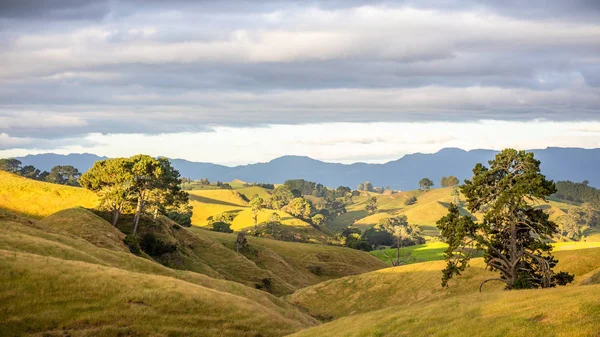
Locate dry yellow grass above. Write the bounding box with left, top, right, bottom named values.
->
left=290, top=283, right=600, bottom=337
left=0, top=250, right=317, bottom=337
left=287, top=247, right=600, bottom=320
left=0, top=171, right=97, bottom=218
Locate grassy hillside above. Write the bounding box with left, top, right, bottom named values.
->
left=288, top=247, right=600, bottom=320
left=329, top=187, right=577, bottom=239
left=290, top=283, right=600, bottom=337
left=0, top=250, right=317, bottom=337
left=0, top=170, right=97, bottom=218
left=188, top=188, right=311, bottom=230
left=194, top=228, right=387, bottom=292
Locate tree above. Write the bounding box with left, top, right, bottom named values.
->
left=377, top=215, right=423, bottom=266
left=285, top=197, right=312, bottom=220
left=559, top=207, right=582, bottom=239
left=236, top=231, right=248, bottom=252
left=129, top=155, right=182, bottom=236
left=0, top=158, right=22, bottom=173
left=451, top=186, right=461, bottom=205
left=419, top=178, right=434, bottom=191
left=311, top=213, right=326, bottom=227
left=365, top=196, right=378, bottom=213
left=404, top=196, right=417, bottom=205
left=250, top=196, right=264, bottom=227
left=441, top=176, right=460, bottom=187
left=437, top=149, right=574, bottom=291
left=357, top=183, right=364, bottom=191
left=209, top=212, right=234, bottom=233
left=19, top=165, right=41, bottom=179
left=47, top=165, right=81, bottom=186
left=80, top=158, right=134, bottom=227
left=268, top=185, right=294, bottom=209
left=363, top=181, right=374, bottom=192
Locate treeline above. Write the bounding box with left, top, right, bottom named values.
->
left=554, top=181, right=600, bottom=204
left=0, top=158, right=81, bottom=186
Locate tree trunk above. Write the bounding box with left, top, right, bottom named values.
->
left=111, top=206, right=121, bottom=227
left=132, top=195, right=144, bottom=236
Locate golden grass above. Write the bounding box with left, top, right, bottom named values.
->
left=40, top=207, right=128, bottom=252
left=287, top=247, right=600, bottom=320
left=193, top=228, right=387, bottom=292
left=289, top=283, right=600, bottom=337
left=188, top=187, right=311, bottom=230
left=0, top=171, right=97, bottom=218
left=0, top=250, right=317, bottom=337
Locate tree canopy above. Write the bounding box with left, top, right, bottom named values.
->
left=437, top=149, right=574, bottom=291
left=419, top=178, right=434, bottom=191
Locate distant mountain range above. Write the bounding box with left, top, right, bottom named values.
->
left=13, top=148, right=600, bottom=190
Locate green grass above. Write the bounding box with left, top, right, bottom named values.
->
left=370, top=242, right=448, bottom=266
left=0, top=171, right=97, bottom=218
left=370, top=241, right=600, bottom=266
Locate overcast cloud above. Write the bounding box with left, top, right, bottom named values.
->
left=1, top=0, right=600, bottom=162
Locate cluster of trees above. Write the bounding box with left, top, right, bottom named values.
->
left=284, top=179, right=351, bottom=199
left=554, top=180, right=600, bottom=204
left=440, top=176, right=459, bottom=187
left=0, top=158, right=81, bottom=186
left=558, top=203, right=599, bottom=239
left=437, top=149, right=573, bottom=291
left=335, top=215, right=424, bottom=255
left=357, top=181, right=392, bottom=193
left=80, top=155, right=190, bottom=234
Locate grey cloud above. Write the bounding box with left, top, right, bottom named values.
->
left=1, top=1, right=600, bottom=150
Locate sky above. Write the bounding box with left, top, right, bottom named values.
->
left=1, top=0, right=599, bottom=165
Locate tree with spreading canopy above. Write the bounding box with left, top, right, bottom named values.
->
left=436, top=149, right=574, bottom=291
left=80, top=158, right=134, bottom=227
left=419, top=178, right=434, bottom=191
left=250, top=196, right=264, bottom=227
left=47, top=165, right=81, bottom=186
left=0, top=158, right=22, bottom=173
left=285, top=197, right=312, bottom=220
left=365, top=196, right=378, bottom=213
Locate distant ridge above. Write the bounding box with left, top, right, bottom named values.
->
left=11, top=147, right=600, bottom=190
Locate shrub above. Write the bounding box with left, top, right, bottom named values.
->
left=309, top=265, right=324, bottom=276
left=140, top=233, right=178, bottom=256
left=404, top=196, right=417, bottom=205
left=210, top=221, right=233, bottom=233
left=123, top=235, right=141, bottom=255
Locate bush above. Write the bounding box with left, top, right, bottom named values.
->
left=404, top=196, right=417, bottom=205
left=123, top=235, right=141, bottom=255
left=210, top=221, right=233, bottom=233
left=309, top=265, right=324, bottom=276
left=140, top=233, right=178, bottom=256
left=255, top=278, right=273, bottom=293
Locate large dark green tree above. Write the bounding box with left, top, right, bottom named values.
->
left=0, top=158, right=22, bottom=173
left=437, top=149, right=574, bottom=291
left=80, top=158, right=133, bottom=226
left=47, top=165, right=81, bottom=186
left=419, top=178, right=434, bottom=191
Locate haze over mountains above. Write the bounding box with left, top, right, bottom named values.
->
left=14, top=147, right=600, bottom=190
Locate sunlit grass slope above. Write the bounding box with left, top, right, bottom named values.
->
left=330, top=187, right=578, bottom=239
left=0, top=250, right=317, bottom=337
left=0, top=170, right=97, bottom=218
left=0, top=209, right=319, bottom=336
left=289, top=283, right=600, bottom=337
left=41, top=207, right=128, bottom=252
left=288, top=247, right=600, bottom=320
left=194, top=228, right=387, bottom=291
left=188, top=187, right=311, bottom=230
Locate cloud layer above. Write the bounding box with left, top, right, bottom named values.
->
left=1, top=0, right=600, bottom=153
